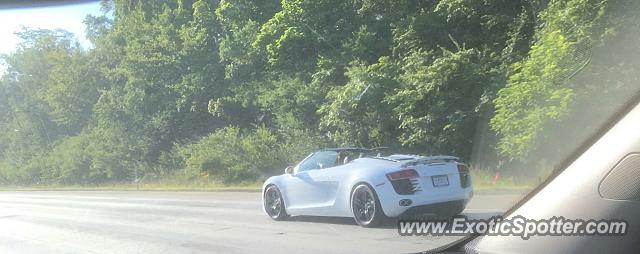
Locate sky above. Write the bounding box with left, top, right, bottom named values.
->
left=0, top=2, right=103, bottom=55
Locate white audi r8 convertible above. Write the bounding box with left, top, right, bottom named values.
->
left=262, top=148, right=474, bottom=227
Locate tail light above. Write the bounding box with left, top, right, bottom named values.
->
left=387, top=169, right=420, bottom=195
left=386, top=169, right=419, bottom=180
left=457, top=164, right=470, bottom=188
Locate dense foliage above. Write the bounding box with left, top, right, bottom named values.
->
left=0, top=0, right=637, bottom=185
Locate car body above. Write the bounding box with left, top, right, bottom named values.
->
left=262, top=148, right=474, bottom=226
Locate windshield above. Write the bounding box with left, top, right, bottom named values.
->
left=297, top=151, right=338, bottom=171
left=0, top=0, right=639, bottom=253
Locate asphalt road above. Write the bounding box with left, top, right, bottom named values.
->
left=0, top=191, right=524, bottom=254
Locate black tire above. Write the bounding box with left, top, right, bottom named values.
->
left=351, top=184, right=386, bottom=227
left=264, top=185, right=288, bottom=220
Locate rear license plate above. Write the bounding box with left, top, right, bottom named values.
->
left=431, top=175, right=449, bottom=187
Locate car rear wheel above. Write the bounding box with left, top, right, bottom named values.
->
left=351, top=184, right=385, bottom=227
left=264, top=185, right=288, bottom=220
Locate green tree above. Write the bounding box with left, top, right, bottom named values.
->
left=491, top=0, right=608, bottom=160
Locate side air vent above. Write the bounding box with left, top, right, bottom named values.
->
left=599, top=153, right=640, bottom=201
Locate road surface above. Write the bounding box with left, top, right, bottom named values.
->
left=0, top=191, right=524, bottom=253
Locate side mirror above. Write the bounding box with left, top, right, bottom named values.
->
left=285, top=166, right=294, bottom=174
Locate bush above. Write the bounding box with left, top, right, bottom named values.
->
left=180, top=126, right=281, bottom=183
left=179, top=123, right=329, bottom=183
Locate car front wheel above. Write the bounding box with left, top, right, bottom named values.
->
left=264, top=185, right=288, bottom=220
left=351, top=184, right=385, bottom=227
